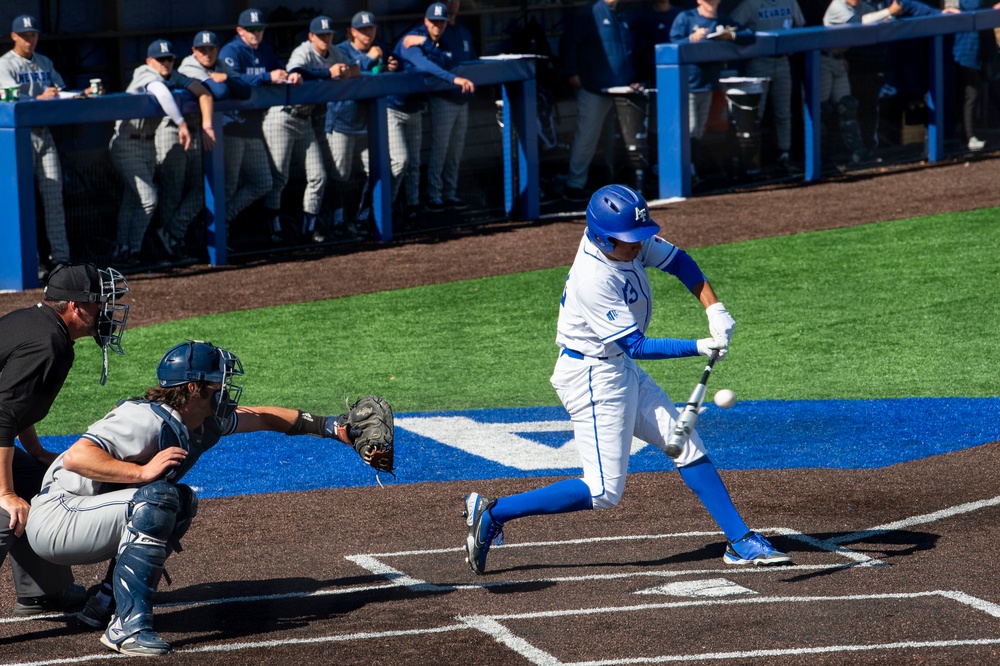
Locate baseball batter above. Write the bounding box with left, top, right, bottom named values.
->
left=25, top=341, right=385, bottom=656
left=262, top=15, right=357, bottom=244
left=110, top=39, right=216, bottom=267
left=0, top=15, right=90, bottom=268
left=464, top=185, right=792, bottom=574
left=729, top=0, right=805, bottom=167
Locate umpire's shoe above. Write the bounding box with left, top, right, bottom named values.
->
left=75, top=589, right=115, bottom=629
left=13, top=583, right=86, bottom=616
left=723, top=531, right=793, bottom=566
left=464, top=492, right=504, bottom=575
left=101, top=617, right=171, bottom=656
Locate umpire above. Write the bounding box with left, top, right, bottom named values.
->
left=0, top=263, right=129, bottom=615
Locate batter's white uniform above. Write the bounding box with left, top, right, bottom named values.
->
left=26, top=400, right=235, bottom=565
left=0, top=49, right=71, bottom=263
left=551, top=234, right=707, bottom=510
left=729, top=0, right=806, bottom=154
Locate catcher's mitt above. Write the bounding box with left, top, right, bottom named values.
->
left=338, top=395, right=395, bottom=474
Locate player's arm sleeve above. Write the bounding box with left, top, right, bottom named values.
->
left=729, top=19, right=756, bottom=44
left=670, top=14, right=694, bottom=43
left=223, top=71, right=254, bottom=99
left=898, top=0, right=939, bottom=17
left=0, top=61, right=16, bottom=88
left=50, top=66, right=66, bottom=90
left=648, top=243, right=707, bottom=294
left=794, top=1, right=807, bottom=26
left=401, top=46, right=458, bottom=84
left=147, top=80, right=186, bottom=124
left=614, top=329, right=700, bottom=359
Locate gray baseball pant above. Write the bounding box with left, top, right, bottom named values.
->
left=31, top=127, right=70, bottom=263
left=426, top=96, right=469, bottom=203
left=262, top=108, right=326, bottom=215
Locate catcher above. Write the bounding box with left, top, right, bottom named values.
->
left=25, top=340, right=393, bottom=657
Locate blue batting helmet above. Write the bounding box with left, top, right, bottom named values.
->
left=157, top=341, right=244, bottom=428
left=585, top=184, right=659, bottom=254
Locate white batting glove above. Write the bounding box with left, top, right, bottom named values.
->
left=696, top=337, right=728, bottom=360
left=706, top=302, right=736, bottom=345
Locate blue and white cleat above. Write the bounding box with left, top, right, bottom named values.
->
left=100, top=616, right=172, bottom=656
left=723, top=531, right=793, bottom=566
left=463, top=492, right=504, bottom=575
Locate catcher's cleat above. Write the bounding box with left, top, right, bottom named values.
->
left=101, top=621, right=171, bottom=656
left=723, top=531, right=793, bottom=566
left=464, top=493, right=504, bottom=575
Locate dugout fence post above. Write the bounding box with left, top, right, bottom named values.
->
left=655, top=45, right=690, bottom=200
left=926, top=34, right=945, bottom=163
left=0, top=122, right=39, bottom=290
left=203, top=109, right=227, bottom=266
left=370, top=96, right=393, bottom=242
left=502, top=77, right=539, bottom=220
left=803, top=49, right=822, bottom=182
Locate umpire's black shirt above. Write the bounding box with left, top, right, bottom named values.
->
left=0, top=304, right=75, bottom=449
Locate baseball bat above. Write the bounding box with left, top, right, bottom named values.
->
left=664, top=350, right=720, bottom=459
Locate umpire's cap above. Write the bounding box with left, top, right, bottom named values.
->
left=238, top=8, right=267, bottom=28
left=425, top=2, right=449, bottom=21
left=12, top=15, right=40, bottom=34
left=351, top=11, right=377, bottom=29
left=193, top=31, right=219, bottom=48
left=309, top=16, right=335, bottom=35
left=44, top=263, right=103, bottom=303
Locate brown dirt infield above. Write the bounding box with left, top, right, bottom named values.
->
left=1, top=156, right=999, bottom=665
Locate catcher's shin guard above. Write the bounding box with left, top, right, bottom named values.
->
left=111, top=482, right=180, bottom=639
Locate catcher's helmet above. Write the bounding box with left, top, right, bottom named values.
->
left=585, top=184, right=659, bottom=254
left=157, top=341, right=244, bottom=428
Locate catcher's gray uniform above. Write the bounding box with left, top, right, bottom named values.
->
left=26, top=400, right=231, bottom=565
left=262, top=40, right=347, bottom=223
left=729, top=0, right=805, bottom=155
left=110, top=66, right=193, bottom=260
left=0, top=49, right=71, bottom=263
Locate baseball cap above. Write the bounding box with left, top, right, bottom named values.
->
left=12, top=15, right=40, bottom=34
left=238, top=8, right=267, bottom=28
left=44, top=263, right=102, bottom=303
left=309, top=15, right=335, bottom=35
left=351, top=11, right=376, bottom=29
left=147, top=39, right=176, bottom=59
left=193, top=31, right=219, bottom=48
left=425, top=2, right=449, bottom=21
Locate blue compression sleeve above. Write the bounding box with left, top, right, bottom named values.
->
left=662, top=249, right=706, bottom=293
left=677, top=457, right=750, bottom=542
left=615, top=330, right=699, bottom=360
left=490, top=479, right=593, bottom=524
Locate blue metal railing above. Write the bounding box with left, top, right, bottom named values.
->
left=655, top=9, right=1000, bottom=199
left=0, top=59, right=538, bottom=291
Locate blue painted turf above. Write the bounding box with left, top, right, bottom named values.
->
left=38, top=397, right=1000, bottom=499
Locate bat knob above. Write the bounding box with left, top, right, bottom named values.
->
left=664, top=443, right=683, bottom=459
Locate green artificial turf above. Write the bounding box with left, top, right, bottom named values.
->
left=41, top=209, right=1000, bottom=435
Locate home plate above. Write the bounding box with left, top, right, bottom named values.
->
left=635, top=578, right=757, bottom=598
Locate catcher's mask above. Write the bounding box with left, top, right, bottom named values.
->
left=584, top=184, right=659, bottom=254
left=44, top=263, right=130, bottom=385
left=157, top=341, right=244, bottom=429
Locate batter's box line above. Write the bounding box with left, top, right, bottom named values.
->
left=457, top=590, right=1000, bottom=666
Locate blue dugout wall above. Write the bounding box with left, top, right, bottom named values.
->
left=0, top=59, right=538, bottom=291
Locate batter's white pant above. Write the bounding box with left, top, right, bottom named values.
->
left=387, top=107, right=423, bottom=206
left=820, top=54, right=852, bottom=104
left=746, top=56, right=793, bottom=153
left=224, top=134, right=273, bottom=222
left=27, top=488, right=139, bottom=566
left=550, top=353, right=707, bottom=510
left=31, top=127, right=70, bottom=263
left=262, top=107, right=327, bottom=214
left=688, top=91, right=715, bottom=140
left=426, top=96, right=469, bottom=202
left=110, top=132, right=158, bottom=252
left=155, top=118, right=204, bottom=244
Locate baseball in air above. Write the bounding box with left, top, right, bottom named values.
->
left=714, top=389, right=736, bottom=409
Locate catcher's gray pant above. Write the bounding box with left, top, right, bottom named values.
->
left=31, top=127, right=70, bottom=263
left=155, top=119, right=204, bottom=244
left=224, top=134, right=273, bottom=222
left=820, top=54, right=852, bottom=104
left=0, top=448, right=74, bottom=598
left=426, top=96, right=469, bottom=202
left=110, top=133, right=158, bottom=253
left=688, top=91, right=715, bottom=140
left=27, top=486, right=139, bottom=566
left=746, top=56, right=793, bottom=153
left=262, top=107, right=326, bottom=215
left=567, top=88, right=646, bottom=190
left=387, top=107, right=422, bottom=206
